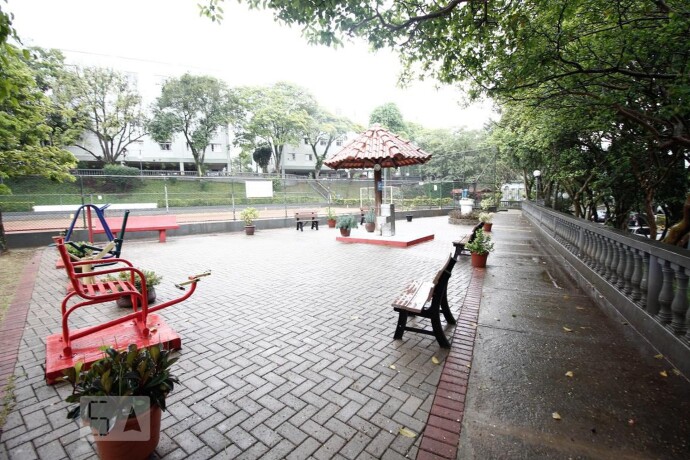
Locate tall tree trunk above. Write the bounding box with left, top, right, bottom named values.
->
left=663, top=193, right=690, bottom=247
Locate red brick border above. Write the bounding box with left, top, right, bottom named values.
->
left=417, top=267, right=485, bottom=460
left=0, top=250, right=42, bottom=399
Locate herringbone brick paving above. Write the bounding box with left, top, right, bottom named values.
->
left=0, top=216, right=477, bottom=459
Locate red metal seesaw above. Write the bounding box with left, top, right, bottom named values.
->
left=45, top=236, right=211, bottom=384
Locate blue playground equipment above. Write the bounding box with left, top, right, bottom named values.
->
left=63, top=204, right=130, bottom=262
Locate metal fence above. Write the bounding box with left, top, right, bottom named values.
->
left=1, top=175, right=484, bottom=233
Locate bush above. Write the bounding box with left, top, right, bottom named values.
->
left=0, top=201, right=35, bottom=212
left=101, top=164, right=143, bottom=192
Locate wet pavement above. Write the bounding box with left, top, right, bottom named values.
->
left=0, top=210, right=689, bottom=459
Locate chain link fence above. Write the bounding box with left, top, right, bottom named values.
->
left=0, top=174, right=488, bottom=233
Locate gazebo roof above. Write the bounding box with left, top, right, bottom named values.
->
left=324, top=124, right=432, bottom=170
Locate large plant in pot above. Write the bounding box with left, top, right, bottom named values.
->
left=62, top=344, right=178, bottom=460
left=111, top=269, right=162, bottom=308
left=335, top=214, right=358, bottom=237
left=363, top=208, right=376, bottom=232
left=240, top=207, right=259, bottom=235
left=465, top=228, right=495, bottom=268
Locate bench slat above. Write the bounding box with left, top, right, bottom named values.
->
left=392, top=280, right=435, bottom=313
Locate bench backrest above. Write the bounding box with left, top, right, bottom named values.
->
left=54, top=236, right=89, bottom=294
left=467, top=222, right=485, bottom=243
left=295, top=211, right=317, bottom=220
left=430, top=255, right=456, bottom=304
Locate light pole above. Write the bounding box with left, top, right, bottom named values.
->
left=533, top=170, right=541, bottom=202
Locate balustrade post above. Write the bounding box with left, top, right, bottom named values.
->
left=670, top=265, right=688, bottom=334
left=623, top=249, right=634, bottom=295
left=630, top=251, right=642, bottom=302
left=646, top=255, right=661, bottom=315
left=601, top=238, right=611, bottom=277
left=656, top=260, right=674, bottom=324
left=615, top=243, right=627, bottom=289
left=608, top=240, right=620, bottom=283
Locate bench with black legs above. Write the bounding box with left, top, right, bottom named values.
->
left=452, top=221, right=484, bottom=259
left=295, top=211, right=319, bottom=231
left=392, top=255, right=457, bottom=348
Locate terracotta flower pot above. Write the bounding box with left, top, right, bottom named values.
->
left=483, top=222, right=493, bottom=232
left=339, top=228, right=351, bottom=237
left=471, top=252, right=488, bottom=268
left=406, top=215, right=413, bottom=222
left=244, top=225, right=255, bottom=235
left=364, top=222, right=376, bottom=232
left=93, top=405, right=161, bottom=460
left=116, top=287, right=157, bottom=308
left=327, top=219, right=336, bottom=228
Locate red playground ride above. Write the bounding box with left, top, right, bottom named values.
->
left=45, top=236, right=210, bottom=384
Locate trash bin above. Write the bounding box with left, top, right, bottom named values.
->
left=380, top=203, right=396, bottom=236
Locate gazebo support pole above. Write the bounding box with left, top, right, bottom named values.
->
left=374, top=168, right=383, bottom=216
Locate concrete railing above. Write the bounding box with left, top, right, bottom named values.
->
left=522, top=201, right=690, bottom=376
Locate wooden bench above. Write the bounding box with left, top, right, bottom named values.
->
left=94, top=215, right=179, bottom=243
left=295, top=211, right=319, bottom=231
left=392, top=255, right=457, bottom=348
left=452, top=222, right=484, bottom=259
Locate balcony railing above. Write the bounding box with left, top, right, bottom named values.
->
left=522, top=201, right=690, bottom=376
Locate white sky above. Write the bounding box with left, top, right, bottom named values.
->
left=8, top=0, right=497, bottom=130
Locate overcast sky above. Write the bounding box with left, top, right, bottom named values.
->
left=9, top=0, right=497, bottom=130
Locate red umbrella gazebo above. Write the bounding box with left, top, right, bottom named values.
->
left=324, top=124, right=432, bottom=215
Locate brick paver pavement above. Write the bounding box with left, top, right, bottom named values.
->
left=0, top=216, right=477, bottom=459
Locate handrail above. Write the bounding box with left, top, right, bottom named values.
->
left=522, top=201, right=690, bottom=376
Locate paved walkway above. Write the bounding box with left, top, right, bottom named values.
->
left=1, top=211, right=689, bottom=459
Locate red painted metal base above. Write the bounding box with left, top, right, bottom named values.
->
left=45, top=313, right=181, bottom=384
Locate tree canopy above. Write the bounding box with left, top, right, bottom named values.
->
left=149, top=73, right=238, bottom=176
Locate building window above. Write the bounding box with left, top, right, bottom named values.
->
left=159, top=142, right=172, bottom=151
left=336, top=139, right=343, bottom=146
left=307, top=154, right=312, bottom=161
left=210, top=143, right=222, bottom=152
left=304, top=138, right=309, bottom=145
left=289, top=153, right=296, bottom=161
left=319, top=139, right=327, bottom=146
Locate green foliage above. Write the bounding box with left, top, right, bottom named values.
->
left=235, top=82, right=317, bottom=172
left=60, top=66, right=146, bottom=164
left=364, top=208, right=376, bottom=223
left=240, top=207, right=259, bottom=226
left=252, top=144, right=272, bottom=173
left=478, top=212, right=493, bottom=223
left=65, top=241, right=93, bottom=258
left=0, top=201, right=33, bottom=212
left=326, top=207, right=336, bottom=220
left=100, top=164, right=143, bottom=192
left=465, top=229, right=494, bottom=255
left=149, top=73, right=237, bottom=176
left=369, top=103, right=407, bottom=135
left=61, top=343, right=179, bottom=421
left=335, top=214, right=358, bottom=230
left=116, top=269, right=161, bottom=290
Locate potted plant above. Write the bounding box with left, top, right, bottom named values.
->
left=62, top=343, right=178, bottom=460
left=335, top=214, right=358, bottom=237
left=480, top=197, right=498, bottom=213
left=240, top=207, right=259, bottom=235
left=111, top=269, right=162, bottom=308
left=363, top=208, right=376, bottom=232
left=465, top=228, right=495, bottom=268
left=326, top=208, right=337, bottom=228
left=478, top=212, right=494, bottom=232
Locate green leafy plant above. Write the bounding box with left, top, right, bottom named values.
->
left=65, top=241, right=94, bottom=258
left=62, top=344, right=179, bottom=421
left=119, top=269, right=161, bottom=291
left=326, top=207, right=336, bottom=220
left=364, top=208, right=376, bottom=224
left=480, top=197, right=496, bottom=211
left=335, top=214, right=358, bottom=230
left=478, top=212, right=493, bottom=223
left=240, top=207, right=259, bottom=226
left=465, top=229, right=494, bottom=255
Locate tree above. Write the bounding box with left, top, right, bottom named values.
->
left=417, top=128, right=488, bottom=183
left=0, top=44, right=77, bottom=253
left=303, top=110, right=354, bottom=178
left=149, top=73, right=237, bottom=176
left=236, top=82, right=317, bottom=175
left=61, top=66, right=147, bottom=165
left=369, top=103, right=407, bottom=135
left=252, top=144, right=272, bottom=173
